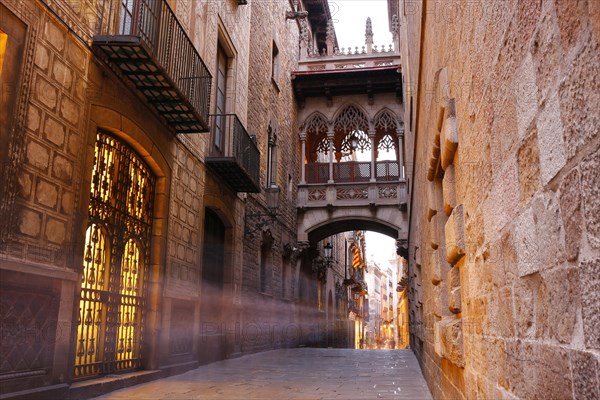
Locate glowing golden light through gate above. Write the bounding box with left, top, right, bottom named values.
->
left=0, top=31, right=7, bottom=78
left=75, top=131, right=155, bottom=379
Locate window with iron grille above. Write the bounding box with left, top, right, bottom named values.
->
left=267, top=123, right=278, bottom=188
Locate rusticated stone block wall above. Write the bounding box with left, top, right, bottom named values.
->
left=1, top=1, right=88, bottom=268
left=1, top=0, right=258, bottom=394
left=402, top=0, right=600, bottom=398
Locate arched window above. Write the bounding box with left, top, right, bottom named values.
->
left=75, top=130, right=155, bottom=379
left=259, top=229, right=274, bottom=294
left=303, top=112, right=329, bottom=161
left=334, top=105, right=369, bottom=159
left=266, top=123, right=278, bottom=188
left=374, top=109, right=399, bottom=161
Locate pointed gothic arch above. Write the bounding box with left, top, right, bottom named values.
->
left=332, top=104, right=370, bottom=159
left=373, top=108, right=401, bottom=161
left=332, top=103, right=370, bottom=133
left=302, top=111, right=330, bottom=162
left=373, top=108, right=399, bottom=132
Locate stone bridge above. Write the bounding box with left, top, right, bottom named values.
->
left=297, top=178, right=408, bottom=244
left=292, top=16, right=408, bottom=249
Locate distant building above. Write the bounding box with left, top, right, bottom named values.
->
left=365, top=259, right=396, bottom=348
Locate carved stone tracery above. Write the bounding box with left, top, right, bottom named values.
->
left=334, top=105, right=369, bottom=133
left=336, top=186, right=369, bottom=200
left=378, top=135, right=396, bottom=152
left=391, top=15, right=400, bottom=40
left=374, top=109, right=399, bottom=132
left=301, top=106, right=405, bottom=163
left=341, top=130, right=371, bottom=154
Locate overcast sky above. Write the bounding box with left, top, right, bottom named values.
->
left=331, top=0, right=393, bottom=51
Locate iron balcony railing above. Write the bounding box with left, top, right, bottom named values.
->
left=375, top=160, right=400, bottom=181
left=94, top=0, right=211, bottom=133
left=306, top=160, right=401, bottom=184
left=206, top=114, right=260, bottom=193
left=334, top=162, right=371, bottom=183
left=306, top=163, right=330, bottom=183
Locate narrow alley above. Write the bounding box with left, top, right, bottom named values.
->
left=89, top=349, right=431, bottom=400
left=1, top=0, right=598, bottom=398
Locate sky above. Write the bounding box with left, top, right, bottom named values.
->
left=332, top=1, right=396, bottom=267
left=364, top=231, right=397, bottom=269
left=330, top=0, right=393, bottom=51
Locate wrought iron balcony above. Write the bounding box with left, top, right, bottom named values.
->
left=206, top=114, right=260, bottom=193
left=92, top=0, right=211, bottom=133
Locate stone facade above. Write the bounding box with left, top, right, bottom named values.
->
left=239, top=0, right=302, bottom=354
left=0, top=0, right=344, bottom=398
left=2, top=0, right=598, bottom=398
left=396, top=0, right=600, bottom=398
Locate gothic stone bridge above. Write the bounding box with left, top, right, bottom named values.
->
left=293, top=17, right=408, bottom=246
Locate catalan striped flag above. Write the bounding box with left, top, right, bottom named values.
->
left=352, top=246, right=362, bottom=269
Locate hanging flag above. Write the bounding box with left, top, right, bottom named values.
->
left=352, top=246, right=362, bottom=269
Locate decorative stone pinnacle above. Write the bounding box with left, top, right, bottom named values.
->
left=365, top=17, right=373, bottom=44
left=299, top=18, right=309, bottom=45
left=391, top=14, right=399, bottom=39
left=326, top=19, right=335, bottom=45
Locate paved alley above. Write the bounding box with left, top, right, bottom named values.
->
left=92, top=348, right=432, bottom=400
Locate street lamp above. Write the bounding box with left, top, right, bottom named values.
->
left=314, top=242, right=334, bottom=283
left=342, top=239, right=357, bottom=287
left=244, top=187, right=280, bottom=237
left=350, top=131, right=359, bottom=151
left=323, top=242, right=333, bottom=260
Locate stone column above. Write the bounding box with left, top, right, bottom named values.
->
left=397, top=122, right=405, bottom=180
left=327, top=129, right=335, bottom=183
left=299, top=131, right=307, bottom=184
left=369, top=129, right=376, bottom=182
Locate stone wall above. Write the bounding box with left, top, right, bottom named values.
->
left=0, top=0, right=314, bottom=397
left=239, top=0, right=303, bottom=354
left=0, top=0, right=177, bottom=394
left=401, top=0, right=600, bottom=398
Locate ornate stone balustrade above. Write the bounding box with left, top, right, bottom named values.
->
left=297, top=16, right=400, bottom=72
left=297, top=180, right=407, bottom=209
left=297, top=53, right=400, bottom=72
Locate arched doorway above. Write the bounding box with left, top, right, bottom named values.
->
left=200, top=208, right=226, bottom=363
left=75, top=130, right=156, bottom=379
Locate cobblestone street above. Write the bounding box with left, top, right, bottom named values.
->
left=92, top=349, right=432, bottom=399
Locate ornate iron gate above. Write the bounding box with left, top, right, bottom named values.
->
left=74, top=131, right=155, bottom=379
